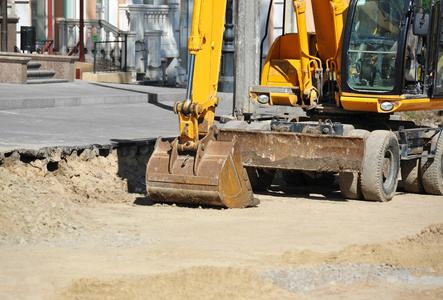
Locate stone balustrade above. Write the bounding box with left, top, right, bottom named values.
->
left=57, top=2, right=184, bottom=85
left=58, top=18, right=133, bottom=71
left=119, top=3, right=183, bottom=85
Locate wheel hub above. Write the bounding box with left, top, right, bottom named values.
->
left=382, top=150, right=393, bottom=186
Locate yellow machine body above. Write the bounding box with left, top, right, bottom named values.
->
left=146, top=0, right=443, bottom=207
left=254, top=0, right=443, bottom=113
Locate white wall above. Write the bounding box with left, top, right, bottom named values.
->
left=108, top=0, right=119, bottom=26
left=15, top=1, right=31, bottom=27
left=273, top=0, right=285, bottom=39
left=15, top=0, right=31, bottom=47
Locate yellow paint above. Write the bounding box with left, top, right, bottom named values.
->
left=271, top=93, right=298, bottom=106
left=177, top=0, right=226, bottom=145
left=257, top=0, right=348, bottom=107
left=341, top=96, right=443, bottom=113
left=182, top=0, right=443, bottom=145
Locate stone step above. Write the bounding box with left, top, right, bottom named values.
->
left=27, top=70, right=57, bottom=79
left=27, top=62, right=42, bottom=70
left=27, top=78, right=70, bottom=84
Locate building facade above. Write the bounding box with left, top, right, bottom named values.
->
left=8, top=0, right=308, bottom=83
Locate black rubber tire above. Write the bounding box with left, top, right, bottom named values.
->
left=420, top=132, right=443, bottom=195
left=401, top=159, right=424, bottom=193
left=282, top=170, right=306, bottom=186
left=361, top=130, right=400, bottom=202
left=303, top=171, right=336, bottom=186
left=339, top=129, right=369, bottom=200
left=246, top=167, right=275, bottom=192
left=339, top=172, right=363, bottom=199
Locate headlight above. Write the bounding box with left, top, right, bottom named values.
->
left=257, top=94, right=270, bottom=104
left=380, top=101, right=394, bottom=111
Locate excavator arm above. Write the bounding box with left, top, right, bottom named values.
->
left=173, top=0, right=224, bottom=150
left=146, top=0, right=256, bottom=208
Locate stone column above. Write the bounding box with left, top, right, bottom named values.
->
left=144, top=29, right=163, bottom=81
left=94, top=28, right=103, bottom=60
left=234, top=0, right=260, bottom=117
left=114, top=32, right=121, bottom=67
left=128, top=5, right=145, bottom=41
left=157, top=6, right=177, bottom=58
left=67, top=24, right=76, bottom=52
left=104, top=29, right=112, bottom=61
left=85, top=25, right=94, bottom=60
left=124, top=31, right=137, bottom=72
left=165, top=2, right=180, bottom=86
left=135, top=40, right=144, bottom=72
left=119, top=5, right=129, bottom=31
left=58, top=19, right=68, bottom=55
left=168, top=1, right=180, bottom=49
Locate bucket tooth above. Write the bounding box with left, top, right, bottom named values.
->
left=146, top=136, right=257, bottom=208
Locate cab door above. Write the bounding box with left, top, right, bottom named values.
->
left=431, top=0, right=443, bottom=97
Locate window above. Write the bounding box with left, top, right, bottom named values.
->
left=434, top=3, right=443, bottom=94
left=347, top=0, right=404, bottom=92
left=31, top=0, right=46, bottom=40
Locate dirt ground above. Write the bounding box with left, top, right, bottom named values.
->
left=0, top=147, right=442, bottom=299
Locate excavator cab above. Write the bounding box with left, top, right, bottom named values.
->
left=345, top=0, right=401, bottom=91
left=340, top=0, right=443, bottom=112
left=428, top=0, right=443, bottom=97
left=255, top=0, right=443, bottom=113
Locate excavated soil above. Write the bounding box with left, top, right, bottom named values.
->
left=0, top=143, right=442, bottom=299
left=399, top=110, right=443, bottom=127
left=0, top=144, right=149, bottom=245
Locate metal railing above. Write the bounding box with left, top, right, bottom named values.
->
left=36, top=39, right=54, bottom=54
left=93, top=35, right=127, bottom=73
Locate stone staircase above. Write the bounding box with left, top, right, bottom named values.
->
left=27, top=62, right=69, bottom=84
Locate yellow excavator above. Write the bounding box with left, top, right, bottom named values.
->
left=146, top=0, right=443, bottom=208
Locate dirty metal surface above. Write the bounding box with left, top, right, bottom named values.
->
left=146, top=131, right=256, bottom=208
left=217, top=129, right=365, bottom=172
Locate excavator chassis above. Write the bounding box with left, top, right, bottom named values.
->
left=146, top=125, right=366, bottom=209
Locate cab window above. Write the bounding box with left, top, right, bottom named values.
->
left=347, top=0, right=404, bottom=92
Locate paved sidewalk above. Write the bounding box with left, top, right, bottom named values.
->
left=0, top=81, right=234, bottom=152
left=0, top=81, right=186, bottom=110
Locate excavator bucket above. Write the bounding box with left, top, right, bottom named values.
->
left=146, top=132, right=257, bottom=208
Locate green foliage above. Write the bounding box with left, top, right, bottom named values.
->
left=404, top=111, right=422, bottom=119
left=414, top=0, right=431, bottom=10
